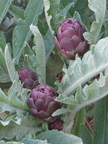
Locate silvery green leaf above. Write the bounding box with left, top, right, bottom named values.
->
left=84, top=0, right=106, bottom=44
left=43, top=0, right=60, bottom=34
left=0, top=113, right=41, bottom=140
left=30, top=25, right=46, bottom=84
left=58, top=2, right=74, bottom=23
left=5, top=44, right=19, bottom=83
left=52, top=108, right=70, bottom=116
left=12, top=0, right=43, bottom=63
left=37, top=130, right=83, bottom=144
left=23, top=54, right=40, bottom=73
left=9, top=4, right=24, bottom=19
left=93, top=97, right=107, bottom=144
left=0, top=32, right=6, bottom=51
left=0, top=0, right=13, bottom=24
left=21, top=138, right=50, bottom=144
left=80, top=124, right=93, bottom=144
left=55, top=37, right=108, bottom=133
left=56, top=37, right=108, bottom=96
left=44, top=30, right=54, bottom=61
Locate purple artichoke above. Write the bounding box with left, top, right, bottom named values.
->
left=48, top=119, right=63, bottom=131
left=18, top=68, right=39, bottom=89
left=54, top=18, right=89, bottom=60
left=27, top=84, right=61, bottom=123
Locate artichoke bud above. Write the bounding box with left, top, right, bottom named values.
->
left=18, top=68, right=39, bottom=89
left=54, top=18, right=89, bottom=60
left=27, top=84, right=61, bottom=123
left=48, top=119, right=63, bottom=131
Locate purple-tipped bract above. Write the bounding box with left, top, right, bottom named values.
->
left=48, top=119, right=63, bottom=131
left=18, top=68, right=39, bottom=89
left=27, top=84, right=61, bottom=123
left=54, top=18, right=89, bottom=60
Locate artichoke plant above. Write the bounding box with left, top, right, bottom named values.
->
left=48, top=119, right=63, bottom=131
left=54, top=18, right=89, bottom=60
left=18, top=68, right=39, bottom=89
left=27, top=84, right=61, bottom=122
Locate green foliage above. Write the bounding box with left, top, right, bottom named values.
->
left=84, top=0, right=106, bottom=44
left=80, top=124, right=93, bottom=144
left=93, top=97, right=107, bottom=144
left=30, top=25, right=46, bottom=84
left=0, top=0, right=108, bottom=143
left=44, top=30, right=54, bottom=61
left=0, top=32, right=6, bottom=50
left=21, top=138, right=50, bottom=144
left=9, top=4, right=24, bottom=19
left=43, top=0, right=60, bottom=34
left=54, top=37, right=108, bottom=133
left=37, top=130, right=83, bottom=144
left=12, top=0, right=44, bottom=63
left=74, top=0, right=90, bottom=30
left=56, top=37, right=108, bottom=95
left=0, top=113, right=42, bottom=140
left=0, top=0, right=13, bottom=24
left=43, top=0, right=73, bottom=34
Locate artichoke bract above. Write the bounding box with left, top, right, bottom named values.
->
left=27, top=84, right=61, bottom=123
left=48, top=119, right=63, bottom=131
left=18, top=68, right=39, bottom=89
left=54, top=18, right=89, bottom=60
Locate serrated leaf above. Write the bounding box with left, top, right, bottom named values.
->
left=37, top=130, right=83, bottom=144
left=0, top=46, right=29, bottom=112
left=7, top=82, right=29, bottom=111
left=84, top=0, right=106, bottom=44
left=0, top=0, right=13, bottom=24
left=23, top=54, right=40, bottom=72
left=55, top=94, right=78, bottom=105
left=0, top=114, right=41, bottom=140
left=55, top=38, right=108, bottom=133
left=0, top=113, right=21, bottom=126
left=4, top=44, right=29, bottom=100
left=56, top=37, right=108, bottom=96
left=30, top=25, right=46, bottom=84
left=5, top=44, right=19, bottom=83
left=43, top=0, right=60, bottom=34
left=0, top=82, right=29, bottom=114
left=12, top=0, right=43, bottom=63
left=62, top=74, right=108, bottom=133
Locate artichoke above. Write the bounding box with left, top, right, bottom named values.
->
left=18, top=68, right=39, bottom=89
left=27, top=84, right=61, bottom=122
left=54, top=18, right=89, bottom=60
left=48, top=119, right=63, bottom=131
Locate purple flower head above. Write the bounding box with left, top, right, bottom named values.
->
left=27, top=84, right=61, bottom=123
left=54, top=18, right=89, bottom=60
left=18, top=68, right=39, bottom=89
